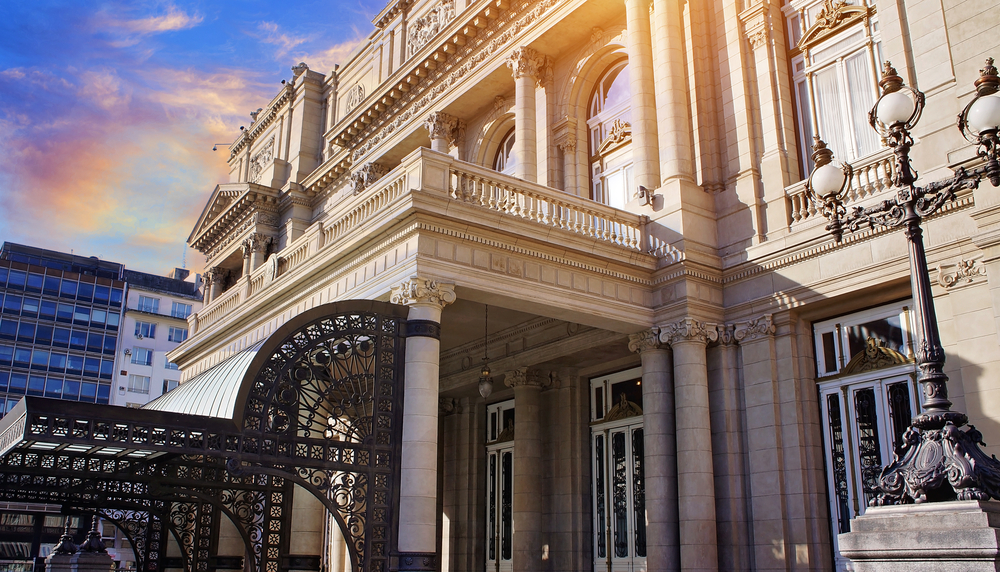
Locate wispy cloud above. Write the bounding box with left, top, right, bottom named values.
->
left=120, top=4, right=204, bottom=34
left=296, top=36, right=367, bottom=72
left=254, top=21, right=309, bottom=59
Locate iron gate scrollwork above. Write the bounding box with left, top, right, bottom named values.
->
left=233, top=303, right=408, bottom=572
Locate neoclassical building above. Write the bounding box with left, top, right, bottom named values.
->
left=157, top=0, right=1000, bottom=571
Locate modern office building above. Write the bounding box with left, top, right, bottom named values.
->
left=0, top=243, right=124, bottom=412
left=113, top=269, right=203, bottom=409
left=1, top=0, right=999, bottom=571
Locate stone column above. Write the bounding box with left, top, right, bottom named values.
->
left=241, top=233, right=272, bottom=276
left=504, top=367, right=550, bottom=572
left=708, top=325, right=752, bottom=571
left=205, top=267, right=226, bottom=303
left=660, top=318, right=719, bottom=572
left=652, top=0, right=694, bottom=184
left=389, top=276, right=456, bottom=571
left=628, top=329, right=680, bottom=571
left=423, top=112, right=458, bottom=154
left=625, top=0, right=660, bottom=191
left=506, top=47, right=545, bottom=183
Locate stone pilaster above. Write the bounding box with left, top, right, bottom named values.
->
left=659, top=318, right=719, bottom=572
left=423, top=112, right=459, bottom=154
left=625, top=0, right=660, bottom=191
left=504, top=367, right=551, bottom=572
left=389, top=276, right=456, bottom=570
left=506, top=47, right=545, bottom=183
left=205, top=266, right=228, bottom=304
left=557, top=139, right=578, bottom=195
left=628, top=329, right=680, bottom=571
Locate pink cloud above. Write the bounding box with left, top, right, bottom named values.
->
left=121, top=4, right=204, bottom=34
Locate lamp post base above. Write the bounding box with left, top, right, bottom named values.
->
left=839, top=500, right=1000, bottom=571
left=873, top=419, right=1000, bottom=505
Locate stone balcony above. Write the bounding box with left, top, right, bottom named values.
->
left=189, top=148, right=677, bottom=336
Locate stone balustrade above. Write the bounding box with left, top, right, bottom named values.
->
left=193, top=147, right=678, bottom=331
left=785, top=149, right=895, bottom=227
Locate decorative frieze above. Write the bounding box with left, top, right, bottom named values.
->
left=937, top=256, right=987, bottom=289
left=659, top=318, right=719, bottom=346
left=351, top=162, right=388, bottom=195
left=733, top=314, right=775, bottom=342
left=390, top=276, right=456, bottom=309
left=407, top=0, right=456, bottom=58
left=249, top=136, right=275, bottom=185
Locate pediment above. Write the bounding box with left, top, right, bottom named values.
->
left=597, top=119, right=632, bottom=157
left=798, top=1, right=871, bottom=51
left=841, top=337, right=910, bottom=376
left=188, top=182, right=281, bottom=261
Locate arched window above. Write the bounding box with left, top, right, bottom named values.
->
left=588, top=60, right=633, bottom=209
left=493, top=128, right=517, bottom=176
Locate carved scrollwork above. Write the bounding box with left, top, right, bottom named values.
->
left=506, top=46, right=545, bottom=82
left=937, top=256, right=987, bottom=288
left=423, top=111, right=459, bottom=142
left=732, top=314, right=775, bottom=342
left=627, top=329, right=662, bottom=353
left=659, top=318, right=719, bottom=346
left=390, top=276, right=456, bottom=309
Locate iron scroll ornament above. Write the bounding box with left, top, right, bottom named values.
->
left=232, top=303, right=408, bottom=572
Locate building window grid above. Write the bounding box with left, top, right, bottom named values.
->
left=135, top=321, right=156, bottom=339
left=171, top=301, right=193, bottom=319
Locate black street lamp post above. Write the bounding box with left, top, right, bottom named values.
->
left=807, top=59, right=1000, bottom=504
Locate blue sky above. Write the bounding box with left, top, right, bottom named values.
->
left=0, top=0, right=384, bottom=275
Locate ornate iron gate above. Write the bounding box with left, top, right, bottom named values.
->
left=0, top=301, right=409, bottom=572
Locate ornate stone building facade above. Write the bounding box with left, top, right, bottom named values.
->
left=170, top=0, right=1000, bottom=570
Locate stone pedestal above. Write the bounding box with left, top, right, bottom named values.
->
left=46, top=549, right=114, bottom=572
left=838, top=501, right=1000, bottom=571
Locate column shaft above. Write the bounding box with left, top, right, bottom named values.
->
left=652, top=0, right=694, bottom=183
left=625, top=0, right=661, bottom=190
left=638, top=343, right=680, bottom=570
left=514, top=74, right=537, bottom=182
left=390, top=277, right=455, bottom=570
left=505, top=368, right=546, bottom=572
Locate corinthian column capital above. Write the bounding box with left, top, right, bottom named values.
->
left=506, top=46, right=545, bottom=80
left=658, top=317, right=719, bottom=346
left=628, top=328, right=664, bottom=353
left=390, top=276, right=457, bottom=309
left=503, top=367, right=551, bottom=389
left=423, top=111, right=459, bottom=141
left=733, top=314, right=775, bottom=342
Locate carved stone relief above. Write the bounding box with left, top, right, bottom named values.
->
left=351, top=162, right=389, bottom=195
left=407, top=0, right=456, bottom=59
left=248, top=136, right=275, bottom=185
left=937, top=256, right=987, bottom=289
left=345, top=84, right=365, bottom=113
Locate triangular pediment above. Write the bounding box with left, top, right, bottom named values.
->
left=798, top=1, right=871, bottom=51
left=188, top=182, right=281, bottom=258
